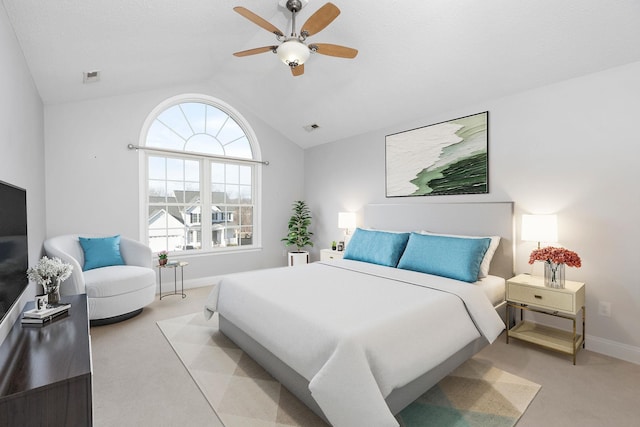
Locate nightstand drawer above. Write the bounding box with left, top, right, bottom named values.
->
left=320, top=249, right=344, bottom=261
left=508, top=285, right=573, bottom=312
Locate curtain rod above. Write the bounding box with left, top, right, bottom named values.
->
left=127, top=144, right=269, bottom=166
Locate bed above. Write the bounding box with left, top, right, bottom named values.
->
left=204, top=202, right=514, bottom=427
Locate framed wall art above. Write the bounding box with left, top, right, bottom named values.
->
left=385, top=111, right=488, bottom=197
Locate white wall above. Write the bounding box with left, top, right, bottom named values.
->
left=0, top=5, right=46, bottom=344
left=304, top=61, right=640, bottom=364
left=44, top=83, right=304, bottom=286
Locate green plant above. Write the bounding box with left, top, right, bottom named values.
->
left=282, top=200, right=314, bottom=252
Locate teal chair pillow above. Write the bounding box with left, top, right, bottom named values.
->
left=79, top=235, right=125, bottom=271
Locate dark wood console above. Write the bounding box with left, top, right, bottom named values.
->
left=0, top=294, right=92, bottom=426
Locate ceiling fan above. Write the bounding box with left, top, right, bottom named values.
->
left=233, top=0, right=358, bottom=76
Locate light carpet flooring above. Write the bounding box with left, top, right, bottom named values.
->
left=158, top=312, right=541, bottom=427
left=91, top=286, right=640, bottom=427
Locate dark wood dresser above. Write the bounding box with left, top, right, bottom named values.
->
left=0, top=294, right=92, bottom=426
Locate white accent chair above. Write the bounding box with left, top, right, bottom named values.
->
left=44, top=234, right=156, bottom=325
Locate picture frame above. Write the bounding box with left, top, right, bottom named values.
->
left=385, top=111, right=489, bottom=197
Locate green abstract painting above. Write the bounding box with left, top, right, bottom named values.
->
left=385, top=111, right=488, bottom=197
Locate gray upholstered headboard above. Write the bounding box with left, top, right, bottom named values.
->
left=363, top=202, right=514, bottom=279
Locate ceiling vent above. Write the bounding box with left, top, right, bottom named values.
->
left=303, top=123, right=320, bottom=132
left=82, top=70, right=101, bottom=84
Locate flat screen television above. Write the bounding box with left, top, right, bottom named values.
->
left=0, top=180, right=29, bottom=325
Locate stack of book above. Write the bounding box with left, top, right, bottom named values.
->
left=21, top=303, right=71, bottom=326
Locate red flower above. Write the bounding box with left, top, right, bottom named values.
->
left=528, top=246, right=582, bottom=268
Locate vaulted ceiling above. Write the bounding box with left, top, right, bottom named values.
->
left=4, top=0, right=640, bottom=148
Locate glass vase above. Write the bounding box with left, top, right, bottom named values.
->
left=43, top=278, right=61, bottom=304
left=544, top=262, right=565, bottom=288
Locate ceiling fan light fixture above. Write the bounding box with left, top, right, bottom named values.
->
left=277, top=40, right=310, bottom=66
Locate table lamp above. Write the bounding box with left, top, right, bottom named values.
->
left=338, top=212, right=357, bottom=246
left=521, top=214, right=558, bottom=248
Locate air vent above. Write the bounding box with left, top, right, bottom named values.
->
left=303, top=123, right=320, bottom=132
left=83, top=70, right=101, bottom=84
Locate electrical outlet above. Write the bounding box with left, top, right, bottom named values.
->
left=598, top=301, right=612, bottom=317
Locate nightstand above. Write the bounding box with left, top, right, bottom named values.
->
left=506, top=273, right=585, bottom=364
left=320, top=249, right=345, bottom=261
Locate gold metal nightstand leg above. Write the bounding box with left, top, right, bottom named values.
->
left=573, top=317, right=578, bottom=365
left=583, top=306, right=586, bottom=349
left=505, top=303, right=510, bottom=344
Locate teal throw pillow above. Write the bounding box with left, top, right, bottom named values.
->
left=397, top=232, right=491, bottom=283
left=343, top=228, right=410, bottom=267
left=79, top=235, right=125, bottom=271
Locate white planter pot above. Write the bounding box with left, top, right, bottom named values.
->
left=288, top=251, right=309, bottom=266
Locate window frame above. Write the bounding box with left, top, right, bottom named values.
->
left=138, top=93, right=263, bottom=256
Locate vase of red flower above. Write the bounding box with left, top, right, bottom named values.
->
left=529, top=246, right=582, bottom=288
left=544, top=262, right=565, bottom=288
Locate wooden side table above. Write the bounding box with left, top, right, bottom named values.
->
left=506, top=273, right=585, bottom=364
left=158, top=261, right=188, bottom=299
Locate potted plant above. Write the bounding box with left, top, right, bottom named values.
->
left=282, top=200, right=313, bottom=266
left=331, top=241, right=337, bottom=251
left=158, top=250, right=169, bottom=266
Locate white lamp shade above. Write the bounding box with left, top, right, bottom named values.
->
left=277, top=40, right=310, bottom=66
left=338, top=212, right=356, bottom=230
left=522, top=214, right=558, bottom=243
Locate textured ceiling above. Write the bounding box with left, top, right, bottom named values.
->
left=3, top=0, right=640, bottom=148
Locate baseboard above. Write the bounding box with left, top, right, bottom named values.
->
left=586, top=334, right=640, bottom=365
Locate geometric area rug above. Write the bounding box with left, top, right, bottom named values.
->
left=158, top=312, right=541, bottom=427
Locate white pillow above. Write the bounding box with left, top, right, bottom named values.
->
left=419, top=231, right=500, bottom=279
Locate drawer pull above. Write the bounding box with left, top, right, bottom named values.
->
left=534, top=295, right=542, bottom=299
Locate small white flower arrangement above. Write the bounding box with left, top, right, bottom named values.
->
left=27, top=256, right=73, bottom=289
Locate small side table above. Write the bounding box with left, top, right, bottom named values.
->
left=158, top=261, right=188, bottom=300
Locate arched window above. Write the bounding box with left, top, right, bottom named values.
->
left=140, top=94, right=262, bottom=254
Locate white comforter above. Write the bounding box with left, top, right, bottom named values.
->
left=204, top=259, right=504, bottom=427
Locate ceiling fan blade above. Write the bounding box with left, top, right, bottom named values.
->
left=233, top=46, right=278, bottom=57
left=291, top=64, right=305, bottom=77
left=310, top=43, right=358, bottom=59
left=233, top=6, right=284, bottom=37
left=301, top=2, right=340, bottom=37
